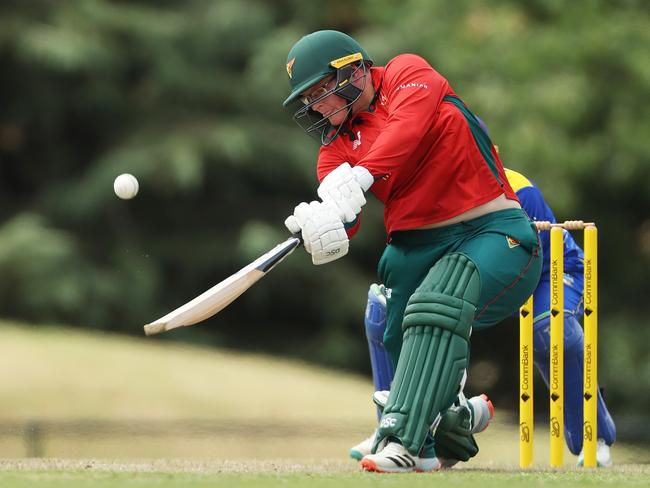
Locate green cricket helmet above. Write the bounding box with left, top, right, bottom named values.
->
left=283, top=30, right=373, bottom=145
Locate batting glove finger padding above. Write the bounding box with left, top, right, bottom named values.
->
left=285, top=201, right=349, bottom=265
left=284, top=215, right=302, bottom=234
left=317, top=162, right=373, bottom=223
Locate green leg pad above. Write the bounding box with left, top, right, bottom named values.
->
left=374, top=253, right=480, bottom=455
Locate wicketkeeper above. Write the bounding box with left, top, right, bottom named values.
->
left=282, top=30, right=542, bottom=473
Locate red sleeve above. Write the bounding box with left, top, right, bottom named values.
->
left=316, top=143, right=346, bottom=182
left=357, top=54, right=450, bottom=178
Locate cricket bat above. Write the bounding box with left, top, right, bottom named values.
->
left=143, top=236, right=301, bottom=336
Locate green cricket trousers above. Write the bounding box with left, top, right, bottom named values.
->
left=378, top=208, right=542, bottom=365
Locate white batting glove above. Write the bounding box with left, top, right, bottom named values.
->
left=317, top=162, right=374, bottom=223
left=284, top=201, right=349, bottom=265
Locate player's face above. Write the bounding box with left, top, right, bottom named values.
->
left=300, top=75, right=349, bottom=126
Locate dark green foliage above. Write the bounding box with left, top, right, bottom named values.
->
left=0, top=1, right=648, bottom=416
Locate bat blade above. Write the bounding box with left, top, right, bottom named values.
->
left=144, top=236, right=301, bottom=336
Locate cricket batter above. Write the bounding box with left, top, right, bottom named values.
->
left=282, top=30, right=542, bottom=473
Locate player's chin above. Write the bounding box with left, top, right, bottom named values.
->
left=326, top=111, right=347, bottom=126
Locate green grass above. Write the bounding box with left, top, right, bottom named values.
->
left=1, top=460, right=650, bottom=488
left=0, top=321, right=649, bottom=487
left=0, top=320, right=374, bottom=421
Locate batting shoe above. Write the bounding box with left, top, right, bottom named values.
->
left=468, top=393, right=494, bottom=434
left=361, top=442, right=441, bottom=473
left=349, top=429, right=376, bottom=461
left=577, top=439, right=613, bottom=468
left=350, top=392, right=493, bottom=462
left=349, top=391, right=390, bottom=460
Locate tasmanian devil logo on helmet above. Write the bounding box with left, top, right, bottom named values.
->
left=286, top=57, right=296, bottom=78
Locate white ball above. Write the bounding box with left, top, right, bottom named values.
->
left=113, top=173, right=139, bottom=200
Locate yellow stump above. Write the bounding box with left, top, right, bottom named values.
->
left=583, top=225, right=598, bottom=467
left=550, top=226, right=564, bottom=467
left=519, top=295, right=534, bottom=468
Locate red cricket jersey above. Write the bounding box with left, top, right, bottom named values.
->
left=316, top=54, right=518, bottom=237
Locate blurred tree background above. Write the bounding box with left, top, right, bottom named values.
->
left=0, top=0, right=648, bottom=421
